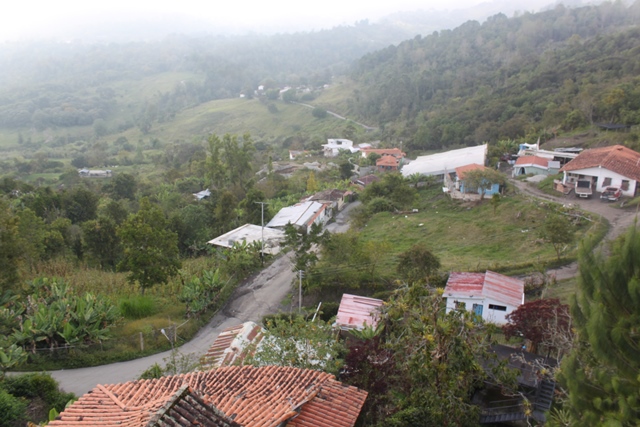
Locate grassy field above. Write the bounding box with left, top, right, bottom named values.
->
left=356, top=186, right=607, bottom=275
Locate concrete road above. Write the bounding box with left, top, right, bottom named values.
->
left=47, top=202, right=361, bottom=396
left=48, top=252, right=296, bottom=396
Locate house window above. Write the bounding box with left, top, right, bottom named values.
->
left=488, top=304, right=507, bottom=311
left=622, top=180, right=629, bottom=191
left=454, top=301, right=466, bottom=310
left=603, top=177, right=612, bottom=186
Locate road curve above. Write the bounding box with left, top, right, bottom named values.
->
left=46, top=202, right=361, bottom=396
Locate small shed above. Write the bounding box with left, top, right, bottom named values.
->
left=334, top=294, right=384, bottom=331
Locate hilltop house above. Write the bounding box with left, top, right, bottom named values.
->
left=559, top=144, right=640, bottom=197
left=49, top=366, right=367, bottom=427
left=444, top=270, right=524, bottom=325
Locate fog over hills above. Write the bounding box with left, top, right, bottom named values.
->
left=1, top=0, right=609, bottom=43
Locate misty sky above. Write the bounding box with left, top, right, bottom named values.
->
left=1, top=0, right=510, bottom=42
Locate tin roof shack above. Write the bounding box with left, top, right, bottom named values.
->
left=444, top=271, right=524, bottom=325
left=334, top=294, right=384, bottom=332
left=559, top=144, right=640, bottom=198
left=49, top=366, right=368, bottom=427
left=267, top=200, right=329, bottom=233
left=512, top=156, right=561, bottom=177
left=305, top=189, right=351, bottom=217
left=78, top=168, right=112, bottom=177
left=401, top=144, right=487, bottom=180
left=207, top=224, right=285, bottom=255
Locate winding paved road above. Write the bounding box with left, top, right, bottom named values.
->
left=46, top=201, right=361, bottom=396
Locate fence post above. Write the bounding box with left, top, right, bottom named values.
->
left=140, top=332, right=144, bottom=352
left=173, top=324, right=177, bottom=344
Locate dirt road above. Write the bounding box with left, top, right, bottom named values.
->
left=47, top=202, right=361, bottom=396
left=511, top=177, right=639, bottom=279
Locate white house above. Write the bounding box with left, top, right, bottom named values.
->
left=444, top=271, right=524, bottom=325
left=401, top=144, right=487, bottom=179
left=559, top=145, right=640, bottom=197
left=322, top=139, right=354, bottom=157
left=266, top=200, right=329, bottom=233
left=512, top=156, right=560, bottom=177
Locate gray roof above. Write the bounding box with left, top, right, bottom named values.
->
left=267, top=201, right=325, bottom=229
left=401, top=144, right=487, bottom=177
left=207, top=224, right=285, bottom=255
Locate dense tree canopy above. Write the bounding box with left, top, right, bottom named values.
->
left=558, top=225, right=640, bottom=425
left=117, top=198, right=181, bottom=293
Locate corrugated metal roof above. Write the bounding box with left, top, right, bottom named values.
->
left=267, top=201, right=325, bottom=229
left=401, top=144, right=487, bottom=177
left=335, top=294, right=384, bottom=330
left=207, top=224, right=285, bottom=255
left=444, top=271, right=523, bottom=307
left=482, top=271, right=524, bottom=308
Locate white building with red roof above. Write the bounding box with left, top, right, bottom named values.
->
left=559, top=145, right=640, bottom=197
left=512, top=156, right=560, bottom=177
left=444, top=271, right=524, bottom=325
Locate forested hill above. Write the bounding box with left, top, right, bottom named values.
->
left=0, top=19, right=428, bottom=133
left=349, top=2, right=640, bottom=151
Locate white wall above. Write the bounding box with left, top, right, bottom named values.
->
left=445, top=295, right=517, bottom=325
left=563, top=167, right=638, bottom=197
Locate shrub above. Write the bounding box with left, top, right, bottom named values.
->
left=0, top=389, right=26, bottom=427
left=118, top=295, right=157, bottom=319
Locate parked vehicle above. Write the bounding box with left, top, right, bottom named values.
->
left=600, top=186, right=622, bottom=202
left=575, top=180, right=593, bottom=198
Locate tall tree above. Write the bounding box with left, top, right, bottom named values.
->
left=539, top=214, right=574, bottom=260
left=117, top=198, right=181, bottom=294
left=0, top=200, right=21, bottom=293
left=558, top=225, right=640, bottom=425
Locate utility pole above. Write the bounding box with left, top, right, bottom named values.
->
left=298, top=270, right=304, bottom=313
left=254, top=201, right=268, bottom=264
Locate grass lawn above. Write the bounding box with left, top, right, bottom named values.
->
left=357, top=186, right=606, bottom=275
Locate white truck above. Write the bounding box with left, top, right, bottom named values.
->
left=575, top=179, right=593, bottom=198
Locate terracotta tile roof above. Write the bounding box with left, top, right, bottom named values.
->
left=444, top=271, right=524, bottom=308
left=560, top=145, right=640, bottom=181
left=335, top=294, right=384, bottom=330
left=376, top=156, right=399, bottom=167
left=49, top=366, right=367, bottom=427
left=514, top=156, right=549, bottom=168
left=287, top=381, right=368, bottom=427
left=201, top=322, right=265, bottom=369
left=455, top=163, right=486, bottom=179
left=151, top=385, right=242, bottom=427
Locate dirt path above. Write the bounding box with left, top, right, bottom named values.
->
left=510, top=177, right=639, bottom=280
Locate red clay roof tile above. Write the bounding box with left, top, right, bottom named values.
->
left=560, top=145, right=640, bottom=181
left=49, top=366, right=367, bottom=427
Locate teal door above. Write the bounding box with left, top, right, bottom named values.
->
left=473, top=304, right=483, bottom=316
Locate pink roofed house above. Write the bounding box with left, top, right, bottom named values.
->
left=444, top=271, right=524, bottom=325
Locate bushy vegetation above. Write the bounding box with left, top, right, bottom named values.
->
left=0, top=373, right=74, bottom=427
